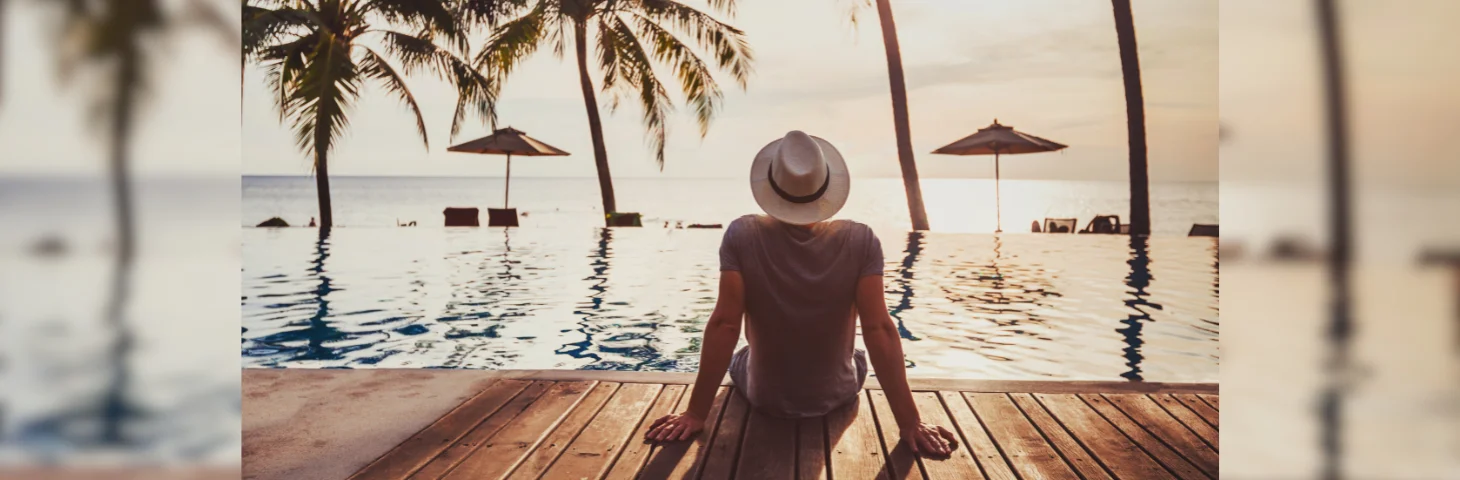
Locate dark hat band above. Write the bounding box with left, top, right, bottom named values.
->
left=767, top=162, right=830, bottom=204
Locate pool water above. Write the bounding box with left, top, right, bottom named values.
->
left=241, top=227, right=1218, bottom=382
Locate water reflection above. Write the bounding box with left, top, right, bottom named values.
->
left=559, top=229, right=611, bottom=364
left=1118, top=236, right=1155, bottom=381
left=241, top=229, right=1219, bottom=381
left=888, top=231, right=924, bottom=341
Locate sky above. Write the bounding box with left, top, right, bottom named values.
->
left=0, top=0, right=1219, bottom=182
left=239, top=0, right=1218, bottom=181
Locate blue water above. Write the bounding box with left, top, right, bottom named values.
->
left=241, top=224, right=1219, bottom=382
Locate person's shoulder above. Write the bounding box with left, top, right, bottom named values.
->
left=725, top=214, right=766, bottom=238
left=828, top=219, right=875, bottom=235
left=731, top=214, right=764, bottom=226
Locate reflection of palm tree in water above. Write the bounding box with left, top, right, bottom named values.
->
left=244, top=231, right=348, bottom=362
left=558, top=229, right=613, bottom=364
left=301, top=231, right=343, bottom=360
left=888, top=232, right=925, bottom=341
left=1118, top=236, right=1154, bottom=381
left=559, top=228, right=664, bottom=369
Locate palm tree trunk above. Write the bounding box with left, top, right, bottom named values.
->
left=315, top=129, right=334, bottom=229
left=873, top=0, right=930, bottom=232
left=574, top=19, right=617, bottom=223
left=1315, top=1, right=1352, bottom=477
left=101, top=41, right=140, bottom=445
left=1111, top=0, right=1149, bottom=236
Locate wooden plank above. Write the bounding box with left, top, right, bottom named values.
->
left=438, top=381, right=597, bottom=480
left=602, top=385, right=687, bottom=480
left=1174, top=394, right=1219, bottom=428
left=797, top=416, right=830, bottom=480
left=504, top=382, right=621, bottom=479
left=350, top=379, right=531, bottom=480
left=866, top=390, right=924, bottom=480
left=637, top=386, right=733, bottom=480
left=1077, top=394, right=1207, bottom=480
left=410, top=380, right=555, bottom=479
left=965, top=393, right=1079, bottom=480
left=1150, top=395, right=1219, bottom=450
left=488, top=370, right=1217, bottom=394
left=874, top=379, right=1218, bottom=395
left=734, top=408, right=798, bottom=480
left=699, top=392, right=751, bottom=480
left=538, top=383, right=663, bottom=480
left=1034, top=394, right=1174, bottom=479
left=1103, top=394, right=1218, bottom=477
left=1008, top=394, right=1112, bottom=480
left=937, top=392, right=1017, bottom=480
left=1196, top=394, right=1218, bottom=411
left=827, top=392, right=889, bottom=480
left=910, top=392, right=984, bottom=480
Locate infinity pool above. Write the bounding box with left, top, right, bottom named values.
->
left=241, top=227, right=1218, bottom=382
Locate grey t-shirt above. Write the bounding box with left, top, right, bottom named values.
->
left=719, top=214, right=884, bottom=417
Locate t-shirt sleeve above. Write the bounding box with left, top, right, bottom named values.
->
left=860, top=227, right=884, bottom=277
left=719, top=218, right=743, bottom=271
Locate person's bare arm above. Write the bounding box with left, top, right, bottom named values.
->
left=646, top=271, right=745, bottom=441
left=857, top=275, right=958, bottom=457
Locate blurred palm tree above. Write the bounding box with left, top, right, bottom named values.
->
left=472, top=0, right=753, bottom=222
left=244, top=0, right=498, bottom=229
left=44, top=0, right=234, bottom=445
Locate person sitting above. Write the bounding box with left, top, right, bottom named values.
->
left=643, top=131, right=958, bottom=457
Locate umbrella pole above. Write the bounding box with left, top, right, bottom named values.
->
left=504, top=153, right=512, bottom=209
left=994, top=151, right=1003, bottom=233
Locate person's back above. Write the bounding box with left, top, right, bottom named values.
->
left=644, top=131, right=957, bottom=458
left=720, top=214, right=882, bottom=417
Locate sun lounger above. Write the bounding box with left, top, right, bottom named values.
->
left=1043, top=218, right=1077, bottom=233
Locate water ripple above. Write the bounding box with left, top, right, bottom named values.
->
left=242, top=227, right=1219, bottom=381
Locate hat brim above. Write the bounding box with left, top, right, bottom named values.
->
left=750, top=135, right=851, bottom=225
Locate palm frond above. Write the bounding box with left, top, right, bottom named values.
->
left=473, top=2, right=547, bottom=80
left=286, top=31, right=360, bottom=163
left=372, top=29, right=501, bottom=138
left=838, top=0, right=874, bottom=31
left=358, top=46, right=428, bottom=149
left=451, top=0, right=533, bottom=29
left=600, top=15, right=671, bottom=169
left=259, top=32, right=318, bottom=119
left=631, top=0, right=752, bottom=88
left=362, top=0, right=466, bottom=50
left=243, top=5, right=314, bottom=59
left=629, top=14, right=721, bottom=137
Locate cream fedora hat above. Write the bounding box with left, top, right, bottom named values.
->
left=750, top=131, right=851, bottom=225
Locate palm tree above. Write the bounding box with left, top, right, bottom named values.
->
left=843, top=0, right=929, bottom=231
left=44, top=0, right=233, bottom=444
left=245, top=0, right=498, bottom=229
left=473, top=0, right=753, bottom=223
left=1110, top=0, right=1149, bottom=236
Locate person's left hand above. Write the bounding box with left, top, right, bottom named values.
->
left=645, top=411, right=705, bottom=442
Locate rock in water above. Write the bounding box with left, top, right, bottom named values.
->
left=257, top=217, right=289, bottom=227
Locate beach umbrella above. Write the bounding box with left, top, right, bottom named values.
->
left=448, top=126, right=570, bottom=209
left=932, top=119, right=1067, bottom=232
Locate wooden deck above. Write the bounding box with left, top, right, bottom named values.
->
left=345, top=372, right=1217, bottom=480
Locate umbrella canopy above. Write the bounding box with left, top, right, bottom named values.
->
left=447, top=126, right=571, bottom=156
left=447, top=126, right=570, bottom=212
left=932, top=119, right=1066, bottom=232
left=932, top=119, right=1067, bottom=155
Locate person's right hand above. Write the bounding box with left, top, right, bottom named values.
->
left=645, top=411, right=705, bottom=442
left=902, top=423, right=959, bottom=457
